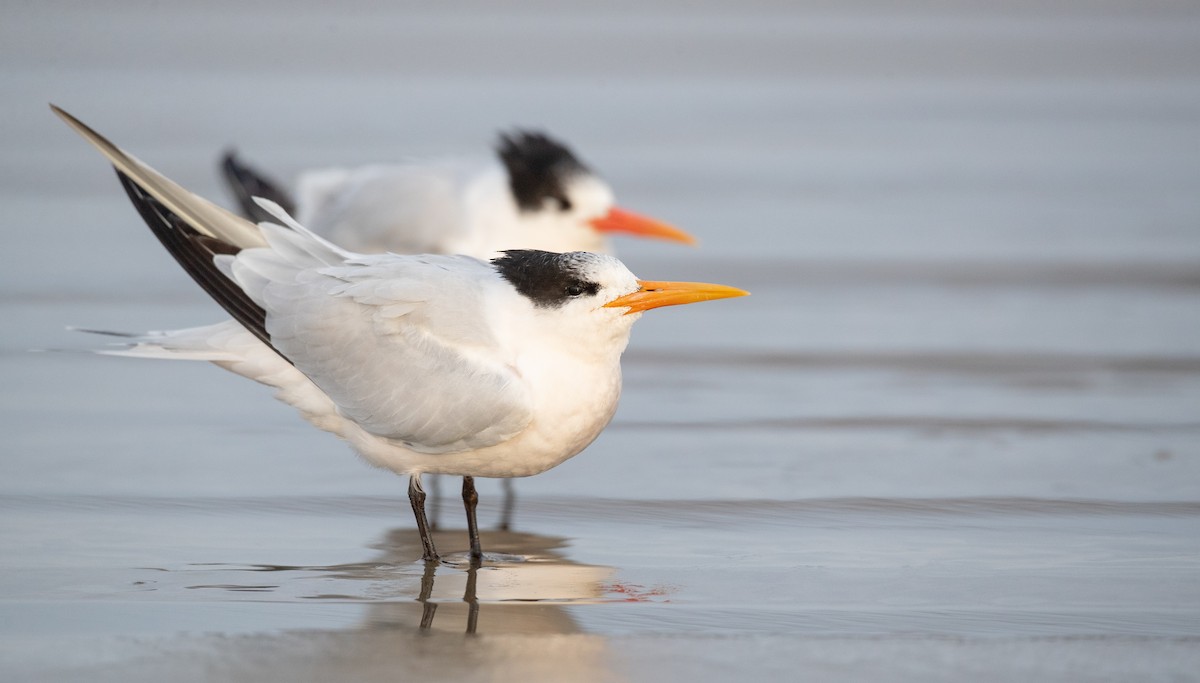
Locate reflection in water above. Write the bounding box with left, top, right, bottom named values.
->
left=116, top=527, right=625, bottom=682
left=354, top=527, right=615, bottom=636
left=178, top=525, right=618, bottom=634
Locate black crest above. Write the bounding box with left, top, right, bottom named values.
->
left=495, top=131, right=590, bottom=212
left=492, top=250, right=601, bottom=308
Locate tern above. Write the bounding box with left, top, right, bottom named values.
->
left=223, top=132, right=697, bottom=528
left=220, top=130, right=696, bottom=258
left=54, top=106, right=746, bottom=563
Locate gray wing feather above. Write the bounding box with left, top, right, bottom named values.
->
left=259, top=253, right=533, bottom=452
left=56, top=107, right=531, bottom=454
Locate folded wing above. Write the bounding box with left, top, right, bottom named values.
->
left=59, top=107, right=533, bottom=454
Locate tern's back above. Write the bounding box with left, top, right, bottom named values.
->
left=295, top=158, right=510, bottom=256
left=265, top=249, right=537, bottom=454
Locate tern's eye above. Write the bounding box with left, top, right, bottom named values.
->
left=564, top=281, right=598, bottom=298
left=555, top=196, right=572, bottom=212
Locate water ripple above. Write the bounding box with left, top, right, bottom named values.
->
left=2, top=494, right=1195, bottom=519
left=625, top=349, right=1200, bottom=375
left=613, top=416, right=1200, bottom=434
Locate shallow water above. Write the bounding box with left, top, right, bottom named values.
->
left=3, top=1, right=1200, bottom=681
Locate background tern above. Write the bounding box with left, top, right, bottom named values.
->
left=220, top=130, right=696, bottom=257
left=53, top=105, right=746, bottom=564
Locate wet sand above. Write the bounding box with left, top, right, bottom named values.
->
left=3, top=1, right=1200, bottom=681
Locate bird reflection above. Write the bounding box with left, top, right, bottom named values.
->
left=355, top=526, right=615, bottom=636
left=157, top=526, right=619, bottom=681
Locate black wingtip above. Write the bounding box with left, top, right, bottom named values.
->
left=219, top=149, right=297, bottom=223
left=49, top=103, right=75, bottom=123
left=115, top=168, right=288, bottom=364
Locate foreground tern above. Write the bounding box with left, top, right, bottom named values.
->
left=54, top=106, right=746, bottom=563
left=221, top=130, right=696, bottom=258
left=224, top=132, right=697, bottom=525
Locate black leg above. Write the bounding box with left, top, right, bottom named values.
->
left=418, top=558, right=438, bottom=629
left=462, top=476, right=483, bottom=563
left=464, top=563, right=480, bottom=634
left=408, top=475, right=439, bottom=563
left=428, top=474, right=441, bottom=530
left=498, top=478, right=516, bottom=531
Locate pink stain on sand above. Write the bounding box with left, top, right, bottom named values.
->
left=602, top=582, right=675, bottom=603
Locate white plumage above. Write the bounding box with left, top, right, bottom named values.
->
left=54, top=106, right=744, bottom=563
left=221, top=131, right=695, bottom=259
left=108, top=200, right=639, bottom=478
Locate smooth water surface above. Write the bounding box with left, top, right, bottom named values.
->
left=2, top=1, right=1199, bottom=680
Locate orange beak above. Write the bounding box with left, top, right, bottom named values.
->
left=588, top=207, right=697, bottom=245
left=603, top=280, right=749, bottom=315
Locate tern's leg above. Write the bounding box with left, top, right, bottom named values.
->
left=428, top=474, right=442, bottom=530
left=418, top=559, right=438, bottom=629
left=408, top=475, right=439, bottom=563
left=462, top=476, right=483, bottom=563
left=498, top=478, right=517, bottom=531
left=464, top=563, right=480, bottom=634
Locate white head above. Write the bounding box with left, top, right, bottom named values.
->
left=491, top=250, right=747, bottom=357
left=495, top=132, right=696, bottom=253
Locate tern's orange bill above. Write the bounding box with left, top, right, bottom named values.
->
left=603, top=280, right=749, bottom=315
left=589, top=207, right=697, bottom=245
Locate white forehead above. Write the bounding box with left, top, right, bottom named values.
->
left=563, top=251, right=638, bottom=291
left=563, top=173, right=616, bottom=214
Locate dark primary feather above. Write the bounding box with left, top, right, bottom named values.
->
left=491, top=249, right=601, bottom=308
left=115, top=169, right=290, bottom=364
left=495, top=131, right=590, bottom=212
left=220, top=150, right=297, bottom=224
